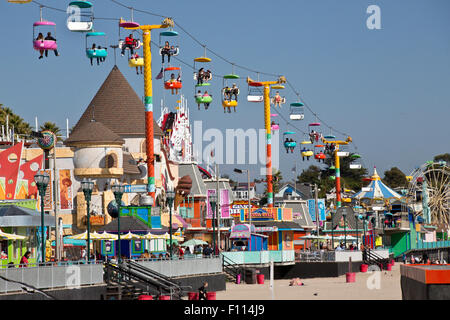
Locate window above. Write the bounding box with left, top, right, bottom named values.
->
left=105, top=153, right=118, bottom=168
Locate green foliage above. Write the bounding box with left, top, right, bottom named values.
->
left=383, top=167, right=408, bottom=189
left=434, top=153, right=450, bottom=164
left=40, top=122, right=63, bottom=141
left=0, top=105, right=32, bottom=136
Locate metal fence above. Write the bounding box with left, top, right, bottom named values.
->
left=133, top=256, right=222, bottom=278
left=0, top=261, right=104, bottom=294
left=221, top=250, right=296, bottom=265
left=295, top=250, right=365, bottom=262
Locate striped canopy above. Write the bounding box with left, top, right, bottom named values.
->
left=0, top=229, right=26, bottom=240
left=353, top=167, right=402, bottom=200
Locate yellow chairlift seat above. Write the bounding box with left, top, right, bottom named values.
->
left=194, top=56, right=211, bottom=63
left=272, top=85, right=285, bottom=90
left=301, top=141, right=312, bottom=145
left=222, top=100, right=238, bottom=108
left=301, top=150, right=314, bottom=157
left=128, top=57, right=144, bottom=67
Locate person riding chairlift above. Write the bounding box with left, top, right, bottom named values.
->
left=309, top=130, right=316, bottom=144
left=230, top=84, right=239, bottom=102
left=197, top=68, right=205, bottom=85
left=168, top=73, right=181, bottom=94
left=121, top=34, right=136, bottom=56
left=44, top=32, right=59, bottom=58
left=131, top=53, right=143, bottom=75
left=273, top=91, right=283, bottom=108
left=203, top=91, right=211, bottom=109
left=161, top=41, right=170, bottom=63
left=90, top=43, right=100, bottom=66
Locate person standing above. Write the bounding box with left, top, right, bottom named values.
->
left=19, top=251, right=31, bottom=268
left=198, top=282, right=208, bottom=300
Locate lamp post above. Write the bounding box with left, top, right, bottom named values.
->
left=112, top=184, right=125, bottom=264
left=342, top=210, right=347, bottom=250
left=355, top=212, right=360, bottom=251
left=81, top=179, right=94, bottom=262
left=234, top=168, right=251, bottom=230
left=209, top=192, right=217, bottom=255
left=166, top=188, right=175, bottom=260
left=34, top=171, right=50, bottom=264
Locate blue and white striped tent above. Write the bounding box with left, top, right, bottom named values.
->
left=353, top=167, right=402, bottom=200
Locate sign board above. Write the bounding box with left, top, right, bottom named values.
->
left=59, top=169, right=73, bottom=211
left=206, top=189, right=216, bottom=219
left=230, top=201, right=253, bottom=216
left=255, top=226, right=278, bottom=232
left=307, top=199, right=326, bottom=221
left=230, top=224, right=251, bottom=239
left=90, top=216, right=105, bottom=226
left=124, top=185, right=148, bottom=193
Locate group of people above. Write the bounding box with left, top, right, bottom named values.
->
left=89, top=43, right=107, bottom=66
left=196, top=68, right=212, bottom=85
left=404, top=253, right=447, bottom=265
left=121, top=34, right=139, bottom=57
left=309, top=130, right=322, bottom=143
left=161, top=41, right=178, bottom=64
left=324, top=143, right=336, bottom=154
left=335, top=242, right=358, bottom=251
left=35, top=32, right=59, bottom=59
left=300, top=147, right=313, bottom=161
left=195, top=90, right=212, bottom=109
left=223, top=84, right=239, bottom=101
left=284, top=138, right=296, bottom=153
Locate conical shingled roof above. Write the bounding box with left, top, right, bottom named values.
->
left=65, top=120, right=124, bottom=146
left=71, top=65, right=163, bottom=137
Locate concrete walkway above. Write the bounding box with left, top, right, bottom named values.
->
left=216, top=263, right=402, bottom=300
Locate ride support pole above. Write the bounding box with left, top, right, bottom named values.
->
left=335, top=147, right=341, bottom=208
left=143, top=29, right=156, bottom=203
left=264, top=84, right=273, bottom=208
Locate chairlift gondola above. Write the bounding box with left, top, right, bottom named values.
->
left=270, top=114, right=279, bottom=131
left=85, top=31, right=108, bottom=63
left=159, top=28, right=179, bottom=65
left=290, top=102, right=304, bottom=120
left=247, top=81, right=263, bottom=102
left=33, top=7, right=58, bottom=56
left=67, top=1, right=93, bottom=32
left=283, top=131, right=297, bottom=153
left=222, top=72, right=240, bottom=113
left=164, top=66, right=182, bottom=95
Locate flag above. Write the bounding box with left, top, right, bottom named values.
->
left=0, top=142, right=24, bottom=200
left=156, top=68, right=163, bottom=80
left=19, top=153, right=43, bottom=199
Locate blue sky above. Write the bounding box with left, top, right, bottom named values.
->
left=1, top=0, right=449, bottom=186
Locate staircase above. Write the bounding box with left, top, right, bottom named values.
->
left=103, top=260, right=191, bottom=300
left=363, top=249, right=390, bottom=270
left=222, top=254, right=241, bottom=282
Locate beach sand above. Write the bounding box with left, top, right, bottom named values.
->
left=216, top=263, right=402, bottom=300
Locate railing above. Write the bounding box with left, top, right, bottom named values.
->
left=0, top=261, right=104, bottom=294
left=131, top=256, right=223, bottom=278
left=222, top=255, right=240, bottom=280
left=416, top=241, right=450, bottom=250
left=221, top=250, right=295, bottom=265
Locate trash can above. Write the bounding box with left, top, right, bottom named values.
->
left=188, top=292, right=198, bottom=300
left=236, top=274, right=241, bottom=284
left=206, top=292, right=216, bottom=300
left=386, top=264, right=392, bottom=271
left=256, top=274, right=265, bottom=284
left=390, top=259, right=395, bottom=266
left=360, top=264, right=368, bottom=273
left=138, top=295, right=153, bottom=300
left=159, top=295, right=171, bottom=300
left=346, top=272, right=356, bottom=283
left=244, top=269, right=257, bottom=284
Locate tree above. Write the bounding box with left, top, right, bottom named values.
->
left=383, top=167, right=408, bottom=189
left=434, top=153, right=450, bottom=164
left=40, top=122, right=62, bottom=141
left=0, top=105, right=32, bottom=137
left=259, top=169, right=283, bottom=206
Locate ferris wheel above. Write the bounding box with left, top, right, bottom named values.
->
left=406, top=161, right=450, bottom=229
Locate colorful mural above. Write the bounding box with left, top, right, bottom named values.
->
left=0, top=142, right=24, bottom=200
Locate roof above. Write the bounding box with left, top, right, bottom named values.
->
left=178, top=163, right=207, bottom=196
left=0, top=205, right=55, bottom=227
left=122, top=152, right=141, bottom=175
left=280, top=201, right=315, bottom=228
left=252, top=220, right=303, bottom=230
left=275, top=183, right=311, bottom=200
left=98, top=216, right=167, bottom=233
left=353, top=167, right=402, bottom=200
left=71, top=65, right=163, bottom=137
left=65, top=120, right=124, bottom=146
